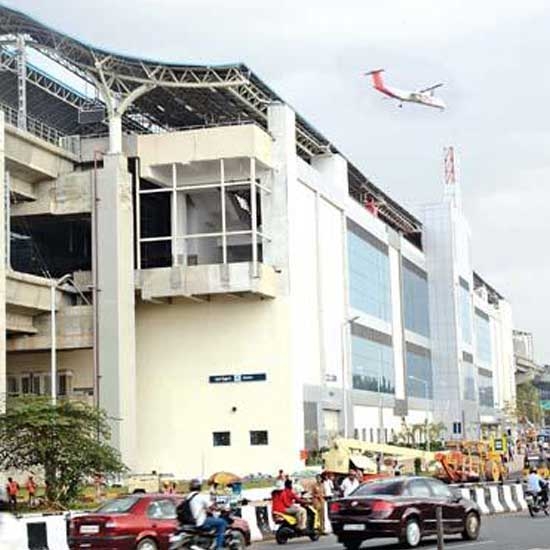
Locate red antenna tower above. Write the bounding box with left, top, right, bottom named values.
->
left=444, top=146, right=456, bottom=185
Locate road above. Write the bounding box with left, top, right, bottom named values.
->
left=258, top=513, right=550, bottom=550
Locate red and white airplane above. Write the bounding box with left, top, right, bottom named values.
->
left=365, top=69, right=446, bottom=110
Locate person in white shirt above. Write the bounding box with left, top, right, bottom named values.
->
left=185, top=480, right=227, bottom=550
left=528, top=469, right=543, bottom=496
left=321, top=473, right=334, bottom=499
left=340, top=470, right=360, bottom=497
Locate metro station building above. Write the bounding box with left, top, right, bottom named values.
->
left=0, top=6, right=516, bottom=477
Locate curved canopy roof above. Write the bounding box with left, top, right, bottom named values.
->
left=0, top=3, right=421, bottom=235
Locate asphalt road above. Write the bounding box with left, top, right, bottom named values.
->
left=258, top=513, right=550, bottom=550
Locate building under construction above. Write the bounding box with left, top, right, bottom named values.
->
left=0, top=5, right=517, bottom=476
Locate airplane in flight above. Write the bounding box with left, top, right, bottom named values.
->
left=365, top=69, right=446, bottom=110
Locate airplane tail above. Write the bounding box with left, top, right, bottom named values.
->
left=365, top=69, right=385, bottom=90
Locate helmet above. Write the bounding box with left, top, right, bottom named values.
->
left=275, top=480, right=285, bottom=491
left=189, top=479, right=202, bottom=492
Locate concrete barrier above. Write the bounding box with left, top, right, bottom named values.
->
left=473, top=486, right=491, bottom=514
left=512, top=482, right=528, bottom=511
left=7, top=513, right=70, bottom=550
left=500, top=484, right=516, bottom=513
left=454, top=482, right=527, bottom=516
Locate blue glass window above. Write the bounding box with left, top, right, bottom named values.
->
left=458, top=280, right=472, bottom=345
left=475, top=310, right=492, bottom=364
left=406, top=345, right=433, bottom=399
left=462, top=353, right=477, bottom=401
left=351, top=326, right=394, bottom=395
left=402, top=260, right=430, bottom=338
left=478, top=370, right=494, bottom=407
left=347, top=221, right=392, bottom=322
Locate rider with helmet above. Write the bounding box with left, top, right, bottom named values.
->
left=180, top=479, right=227, bottom=549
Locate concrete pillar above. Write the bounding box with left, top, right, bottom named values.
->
left=267, top=103, right=305, bottom=462
left=310, top=154, right=348, bottom=201
left=108, top=115, right=123, bottom=155
left=0, top=113, right=5, bottom=409
left=388, top=241, right=406, bottom=401
left=265, top=103, right=295, bottom=289
left=97, top=153, right=137, bottom=468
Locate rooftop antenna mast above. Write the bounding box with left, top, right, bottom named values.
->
left=444, top=146, right=456, bottom=186
left=443, top=145, right=461, bottom=208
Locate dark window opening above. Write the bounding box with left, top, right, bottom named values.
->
left=250, top=430, right=268, bottom=446
left=11, top=216, right=91, bottom=277
left=213, top=431, right=231, bottom=447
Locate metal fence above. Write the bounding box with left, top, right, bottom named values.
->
left=0, top=101, right=79, bottom=155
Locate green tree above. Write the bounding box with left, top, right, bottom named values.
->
left=516, top=382, right=542, bottom=425
left=0, top=396, right=126, bottom=506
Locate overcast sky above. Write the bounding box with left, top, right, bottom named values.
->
left=12, top=0, right=550, bottom=362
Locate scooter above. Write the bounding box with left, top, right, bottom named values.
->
left=273, top=505, right=321, bottom=545
left=526, top=483, right=550, bottom=517
left=169, top=511, right=247, bottom=550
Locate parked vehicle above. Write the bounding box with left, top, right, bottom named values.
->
left=273, top=503, right=321, bottom=544
left=168, top=510, right=247, bottom=550
left=328, top=476, right=481, bottom=549
left=69, top=494, right=250, bottom=550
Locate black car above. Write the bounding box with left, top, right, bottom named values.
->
left=329, top=476, right=481, bottom=548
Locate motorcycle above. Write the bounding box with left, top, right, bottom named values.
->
left=273, top=504, right=321, bottom=545
left=526, top=484, right=550, bottom=517
left=169, top=511, right=247, bottom=550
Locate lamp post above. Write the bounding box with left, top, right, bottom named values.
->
left=408, top=374, right=432, bottom=451
left=50, top=273, right=72, bottom=405
left=341, top=315, right=360, bottom=438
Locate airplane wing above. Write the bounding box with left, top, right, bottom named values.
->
left=418, top=83, right=444, bottom=93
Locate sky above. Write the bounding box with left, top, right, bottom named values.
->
left=12, top=0, right=550, bottom=362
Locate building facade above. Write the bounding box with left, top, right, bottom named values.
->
left=0, top=6, right=518, bottom=477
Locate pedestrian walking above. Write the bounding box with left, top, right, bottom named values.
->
left=6, top=478, right=19, bottom=512
left=26, top=475, right=37, bottom=507
left=311, top=475, right=325, bottom=534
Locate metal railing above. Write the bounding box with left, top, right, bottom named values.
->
left=0, top=100, right=78, bottom=155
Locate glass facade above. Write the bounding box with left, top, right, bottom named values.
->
left=475, top=309, right=492, bottom=364
left=458, top=279, right=472, bottom=345
left=478, top=370, right=494, bottom=407
left=347, top=221, right=392, bottom=322
left=402, top=259, right=430, bottom=337
left=406, top=344, right=433, bottom=399
left=351, top=325, right=395, bottom=394
left=462, top=353, right=477, bottom=401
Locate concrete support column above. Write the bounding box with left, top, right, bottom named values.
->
left=0, top=113, right=6, bottom=409
left=108, top=115, right=123, bottom=155
left=97, top=153, right=137, bottom=468
left=266, top=103, right=295, bottom=288
left=311, top=153, right=348, bottom=201
left=388, top=232, right=406, bottom=401
left=267, top=103, right=305, bottom=461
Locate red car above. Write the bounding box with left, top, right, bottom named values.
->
left=69, top=493, right=251, bottom=550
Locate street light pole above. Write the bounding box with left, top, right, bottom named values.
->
left=51, top=273, right=72, bottom=405
left=341, top=315, right=360, bottom=438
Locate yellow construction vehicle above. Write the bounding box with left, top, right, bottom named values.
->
left=436, top=438, right=508, bottom=483
left=322, top=438, right=436, bottom=477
